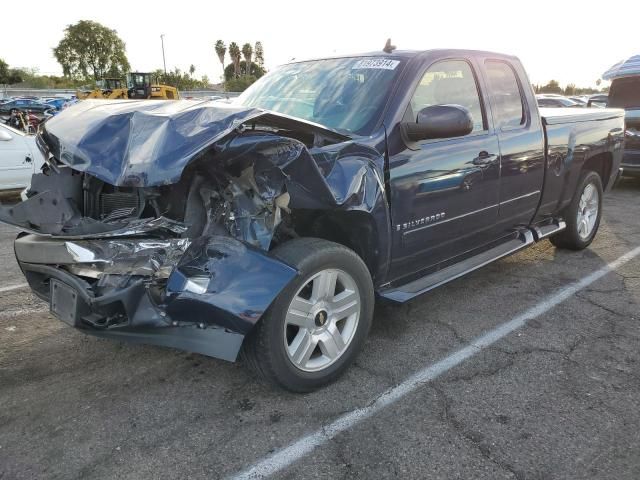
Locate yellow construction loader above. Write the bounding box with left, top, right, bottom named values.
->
left=76, top=78, right=128, bottom=100
left=126, top=72, right=179, bottom=100
left=76, top=73, right=179, bottom=101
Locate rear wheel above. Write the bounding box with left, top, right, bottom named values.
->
left=550, top=171, right=603, bottom=250
left=242, top=238, right=374, bottom=392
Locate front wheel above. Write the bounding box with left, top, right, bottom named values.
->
left=550, top=171, right=603, bottom=250
left=242, top=238, right=374, bottom=392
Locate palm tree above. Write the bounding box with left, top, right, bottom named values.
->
left=254, top=41, right=264, bottom=68
left=214, top=40, right=226, bottom=80
left=228, top=42, right=241, bottom=79
left=189, top=64, right=196, bottom=77
left=241, top=43, right=253, bottom=77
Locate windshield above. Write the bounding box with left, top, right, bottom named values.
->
left=609, top=77, right=640, bottom=109
left=236, top=57, right=405, bottom=135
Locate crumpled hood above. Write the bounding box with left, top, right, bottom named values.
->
left=39, top=99, right=348, bottom=187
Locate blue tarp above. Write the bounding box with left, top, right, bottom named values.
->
left=603, top=55, right=640, bottom=80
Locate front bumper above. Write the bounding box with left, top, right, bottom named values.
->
left=16, top=234, right=297, bottom=361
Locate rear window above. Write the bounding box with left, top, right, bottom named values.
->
left=609, top=77, right=640, bottom=109
left=485, top=61, right=526, bottom=128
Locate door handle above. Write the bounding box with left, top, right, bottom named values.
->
left=472, top=151, right=497, bottom=166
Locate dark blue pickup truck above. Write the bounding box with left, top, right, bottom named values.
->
left=2, top=48, right=625, bottom=391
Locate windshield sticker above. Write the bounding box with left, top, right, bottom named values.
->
left=352, top=59, right=400, bottom=70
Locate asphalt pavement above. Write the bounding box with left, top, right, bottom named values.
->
left=1, top=179, right=639, bottom=480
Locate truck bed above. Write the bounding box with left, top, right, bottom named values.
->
left=540, top=107, right=625, bottom=125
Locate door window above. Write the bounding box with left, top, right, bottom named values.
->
left=409, top=60, right=485, bottom=133
left=485, top=61, right=526, bottom=129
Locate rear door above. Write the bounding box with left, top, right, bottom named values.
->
left=388, top=58, right=502, bottom=279
left=482, top=59, right=545, bottom=228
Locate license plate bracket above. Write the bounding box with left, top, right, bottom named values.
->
left=50, top=279, right=81, bottom=327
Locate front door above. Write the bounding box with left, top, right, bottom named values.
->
left=388, top=58, right=501, bottom=281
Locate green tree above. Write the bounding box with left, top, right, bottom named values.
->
left=224, top=61, right=265, bottom=82
left=254, top=41, right=264, bottom=68
left=53, top=20, right=130, bottom=82
left=228, top=42, right=241, bottom=79
left=539, top=79, right=562, bottom=94
left=0, top=58, right=22, bottom=85
left=155, top=67, right=211, bottom=90
left=189, top=64, right=196, bottom=77
left=241, top=43, right=253, bottom=76
left=214, top=40, right=226, bottom=79
left=225, top=76, right=257, bottom=92
left=564, top=83, right=576, bottom=96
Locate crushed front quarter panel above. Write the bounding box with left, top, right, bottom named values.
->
left=4, top=99, right=392, bottom=363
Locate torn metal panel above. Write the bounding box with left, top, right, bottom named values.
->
left=309, top=141, right=392, bottom=281
left=3, top=190, right=78, bottom=235
left=166, top=236, right=297, bottom=334
left=84, top=325, right=244, bottom=362
left=16, top=233, right=297, bottom=360
left=1, top=190, right=186, bottom=238
left=15, top=234, right=191, bottom=278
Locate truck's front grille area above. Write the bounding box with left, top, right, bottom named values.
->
left=99, top=191, right=140, bottom=220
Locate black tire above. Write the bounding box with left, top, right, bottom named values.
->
left=550, top=170, right=603, bottom=250
left=242, top=238, right=374, bottom=392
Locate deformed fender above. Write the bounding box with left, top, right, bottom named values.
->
left=165, top=236, right=298, bottom=334
left=311, top=142, right=392, bottom=282
left=213, top=133, right=392, bottom=281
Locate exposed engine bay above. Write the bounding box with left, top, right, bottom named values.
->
left=1, top=99, right=389, bottom=361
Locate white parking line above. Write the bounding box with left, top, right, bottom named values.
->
left=0, top=306, right=48, bottom=319
left=230, top=245, right=640, bottom=480
left=0, top=283, right=28, bottom=293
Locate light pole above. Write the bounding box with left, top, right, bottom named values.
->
left=160, top=34, right=167, bottom=74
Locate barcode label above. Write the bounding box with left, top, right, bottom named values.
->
left=352, top=58, right=400, bottom=70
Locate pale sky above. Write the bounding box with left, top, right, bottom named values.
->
left=2, top=0, right=637, bottom=89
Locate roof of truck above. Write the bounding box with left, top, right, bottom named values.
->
left=287, top=48, right=518, bottom=64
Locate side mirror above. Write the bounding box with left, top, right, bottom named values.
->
left=405, top=104, right=474, bottom=142
left=0, top=130, right=12, bottom=141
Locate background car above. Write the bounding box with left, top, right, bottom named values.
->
left=41, top=98, right=69, bottom=111
left=569, top=96, right=588, bottom=106
left=0, top=123, right=45, bottom=190
left=536, top=95, right=583, bottom=108
left=587, top=94, right=609, bottom=108
left=0, top=98, right=55, bottom=115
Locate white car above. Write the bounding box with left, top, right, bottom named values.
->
left=0, top=123, right=45, bottom=191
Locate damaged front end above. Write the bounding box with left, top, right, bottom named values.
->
left=4, top=100, right=389, bottom=361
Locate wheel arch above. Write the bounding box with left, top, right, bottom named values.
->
left=290, top=209, right=385, bottom=284
left=582, top=151, right=613, bottom=189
